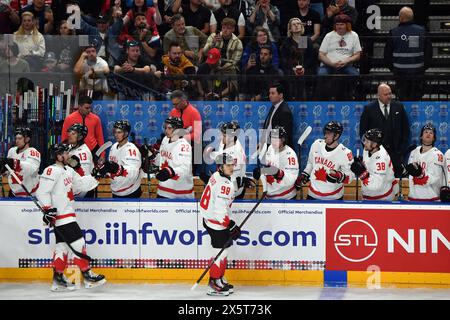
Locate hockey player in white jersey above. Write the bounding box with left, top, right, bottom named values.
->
left=0, top=127, right=41, bottom=197
left=253, top=126, right=299, bottom=200
left=96, top=120, right=142, bottom=198
left=66, top=124, right=95, bottom=198
left=155, top=117, right=194, bottom=199
left=200, top=153, right=240, bottom=296
left=440, top=149, right=450, bottom=202
left=36, top=144, right=105, bottom=291
left=405, top=124, right=445, bottom=202
left=203, top=121, right=252, bottom=199
left=350, top=128, right=398, bottom=201
left=297, top=121, right=355, bottom=200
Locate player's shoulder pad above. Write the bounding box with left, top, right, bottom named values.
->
left=41, top=165, right=62, bottom=180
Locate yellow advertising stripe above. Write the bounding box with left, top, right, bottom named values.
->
left=348, top=271, right=450, bottom=285
left=0, top=268, right=323, bottom=285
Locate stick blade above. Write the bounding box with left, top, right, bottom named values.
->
left=298, top=126, right=312, bottom=146
left=191, top=283, right=198, bottom=291
left=96, top=141, right=113, bottom=157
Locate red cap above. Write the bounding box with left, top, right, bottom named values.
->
left=206, top=48, right=221, bottom=65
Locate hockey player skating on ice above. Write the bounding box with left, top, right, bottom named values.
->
left=36, top=144, right=105, bottom=291
left=350, top=128, right=398, bottom=201
left=297, top=121, right=355, bottom=200
left=441, top=149, right=450, bottom=202
left=204, top=121, right=253, bottom=199
left=406, top=124, right=445, bottom=202
left=154, top=117, right=194, bottom=199
left=95, top=120, right=143, bottom=198
left=200, top=153, right=240, bottom=296
left=253, top=126, right=299, bottom=200
left=0, top=128, right=41, bottom=197
left=66, top=124, right=95, bottom=198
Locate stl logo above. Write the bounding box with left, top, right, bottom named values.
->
left=334, top=219, right=378, bottom=263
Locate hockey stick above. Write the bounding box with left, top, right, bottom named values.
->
left=143, top=138, right=152, bottom=198
left=5, top=164, right=92, bottom=261
left=191, top=191, right=268, bottom=291
left=355, top=149, right=360, bottom=201
left=93, top=141, right=113, bottom=197
left=296, top=126, right=312, bottom=200
left=398, top=144, right=417, bottom=201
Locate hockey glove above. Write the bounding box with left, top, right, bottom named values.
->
left=243, top=177, right=256, bottom=189
left=440, top=186, right=450, bottom=203
left=99, top=161, right=121, bottom=176
left=295, top=172, right=310, bottom=190
left=272, top=169, right=285, bottom=181
left=326, top=170, right=346, bottom=184
left=67, top=155, right=81, bottom=170
left=156, top=166, right=175, bottom=181
left=350, top=157, right=369, bottom=180
left=228, top=220, right=241, bottom=241
left=406, top=162, right=423, bottom=177
left=42, top=207, right=58, bottom=226
left=252, top=167, right=261, bottom=180
left=147, top=163, right=159, bottom=175
left=199, top=171, right=211, bottom=185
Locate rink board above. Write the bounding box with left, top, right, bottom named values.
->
left=0, top=199, right=449, bottom=286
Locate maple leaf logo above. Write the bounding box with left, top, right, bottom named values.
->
left=161, top=160, right=179, bottom=180
left=67, top=190, right=74, bottom=201
left=266, top=175, right=275, bottom=185
left=413, top=175, right=429, bottom=186
left=314, top=167, right=327, bottom=182
left=362, top=177, right=370, bottom=186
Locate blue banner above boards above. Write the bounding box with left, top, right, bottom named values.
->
left=92, top=101, right=449, bottom=169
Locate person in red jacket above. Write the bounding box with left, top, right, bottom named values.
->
left=61, top=96, right=105, bottom=162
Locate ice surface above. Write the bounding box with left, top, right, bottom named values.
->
left=0, top=282, right=449, bottom=300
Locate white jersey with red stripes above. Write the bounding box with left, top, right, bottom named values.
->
left=7, top=146, right=41, bottom=197
left=262, top=144, right=299, bottom=200
left=108, top=141, right=142, bottom=196
left=157, top=136, right=194, bottom=198
left=407, top=146, right=445, bottom=201
left=361, top=145, right=398, bottom=201
left=68, top=143, right=94, bottom=197
left=303, top=139, right=355, bottom=200
left=36, top=164, right=98, bottom=227
left=200, top=171, right=235, bottom=231
left=209, top=140, right=246, bottom=198
left=445, top=149, right=450, bottom=187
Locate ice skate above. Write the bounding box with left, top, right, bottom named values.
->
left=82, top=269, right=106, bottom=289
left=51, top=270, right=76, bottom=292
left=220, top=276, right=234, bottom=294
left=207, top=278, right=230, bottom=296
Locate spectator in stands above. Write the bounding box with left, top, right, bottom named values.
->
left=73, top=44, right=110, bottom=100
left=40, top=50, right=57, bottom=72
left=322, top=0, right=358, bottom=35
left=114, top=40, right=156, bottom=100
left=61, top=95, right=105, bottom=160
left=289, top=0, right=321, bottom=45
left=359, top=83, right=410, bottom=178
left=245, top=45, right=280, bottom=101
left=0, top=42, right=31, bottom=73
left=203, top=18, right=243, bottom=71
left=49, top=20, right=78, bottom=72
left=280, top=17, right=318, bottom=99
left=181, top=0, right=211, bottom=35
left=210, top=0, right=246, bottom=41
left=309, top=0, right=324, bottom=21
left=169, top=89, right=202, bottom=174
left=232, top=0, right=252, bottom=36
left=162, top=14, right=207, bottom=65
left=248, top=0, right=281, bottom=44
left=317, top=14, right=361, bottom=100
left=0, top=1, right=21, bottom=34
left=13, top=12, right=46, bottom=71
left=156, top=0, right=182, bottom=36
left=129, top=13, right=163, bottom=64
left=197, top=48, right=239, bottom=101
left=241, top=26, right=279, bottom=70
left=384, top=6, right=432, bottom=100
left=21, top=0, right=54, bottom=34
left=123, top=0, right=162, bottom=30
left=161, top=41, right=197, bottom=95
left=78, top=4, right=125, bottom=67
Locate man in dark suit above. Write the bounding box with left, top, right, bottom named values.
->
left=359, top=83, right=410, bottom=178
left=262, top=83, right=293, bottom=148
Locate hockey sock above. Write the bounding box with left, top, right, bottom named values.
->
left=209, top=248, right=228, bottom=279
left=71, top=238, right=90, bottom=272
left=53, top=242, right=69, bottom=273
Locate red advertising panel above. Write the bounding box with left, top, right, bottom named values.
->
left=326, top=208, right=450, bottom=272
